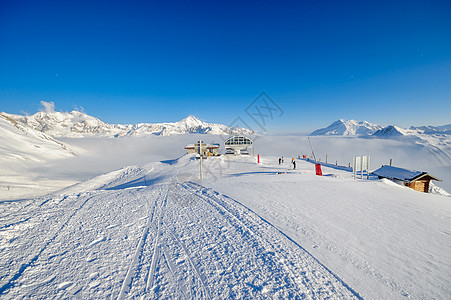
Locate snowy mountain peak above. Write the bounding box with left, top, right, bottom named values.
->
left=2, top=110, right=254, bottom=138
left=310, top=119, right=383, bottom=136
left=176, top=115, right=205, bottom=127
left=372, top=125, right=406, bottom=137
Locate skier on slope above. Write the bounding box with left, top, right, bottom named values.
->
left=293, top=160, right=296, bottom=169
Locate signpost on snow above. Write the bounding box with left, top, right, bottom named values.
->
left=198, top=140, right=203, bottom=180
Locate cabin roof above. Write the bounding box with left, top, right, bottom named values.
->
left=371, top=165, right=441, bottom=182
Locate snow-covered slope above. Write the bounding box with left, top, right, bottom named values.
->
left=310, top=119, right=383, bottom=136
left=206, top=157, right=451, bottom=299
left=0, top=113, right=78, bottom=200
left=2, top=111, right=253, bottom=138
left=1, top=155, right=450, bottom=299
left=0, top=113, right=76, bottom=162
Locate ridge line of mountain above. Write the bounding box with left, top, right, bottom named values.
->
left=0, top=111, right=254, bottom=138
left=310, top=119, right=451, bottom=136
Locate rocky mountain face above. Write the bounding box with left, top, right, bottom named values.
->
left=372, top=125, right=406, bottom=137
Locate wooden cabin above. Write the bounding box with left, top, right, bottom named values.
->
left=371, top=165, right=441, bottom=193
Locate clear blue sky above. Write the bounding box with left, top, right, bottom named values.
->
left=1, top=0, right=450, bottom=133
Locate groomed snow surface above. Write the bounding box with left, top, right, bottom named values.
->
left=1, top=155, right=450, bottom=299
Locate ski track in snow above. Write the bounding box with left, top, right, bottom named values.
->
left=0, top=173, right=361, bottom=299
left=0, top=193, right=96, bottom=295
left=181, top=182, right=361, bottom=299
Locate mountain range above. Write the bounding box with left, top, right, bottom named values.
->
left=0, top=111, right=253, bottom=138
left=2, top=109, right=449, bottom=140
left=409, top=124, right=451, bottom=135
left=311, top=119, right=451, bottom=137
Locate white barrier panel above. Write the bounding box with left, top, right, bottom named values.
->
left=353, top=155, right=370, bottom=179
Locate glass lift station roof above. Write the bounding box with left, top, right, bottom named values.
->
left=224, top=136, right=253, bottom=151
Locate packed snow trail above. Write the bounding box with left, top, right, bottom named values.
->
left=0, top=169, right=360, bottom=298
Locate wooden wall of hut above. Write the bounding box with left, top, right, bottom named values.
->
left=405, top=180, right=429, bottom=193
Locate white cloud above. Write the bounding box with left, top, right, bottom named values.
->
left=40, top=101, right=55, bottom=113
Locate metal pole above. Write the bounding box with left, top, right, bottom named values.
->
left=308, top=137, right=317, bottom=162
left=200, top=156, right=203, bottom=180
left=360, top=156, right=363, bottom=179
left=198, top=140, right=203, bottom=180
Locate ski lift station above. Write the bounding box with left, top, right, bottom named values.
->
left=224, top=136, right=253, bottom=155
left=184, top=142, right=220, bottom=156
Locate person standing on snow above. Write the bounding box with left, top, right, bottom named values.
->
left=279, top=158, right=282, bottom=165
left=293, top=160, right=296, bottom=169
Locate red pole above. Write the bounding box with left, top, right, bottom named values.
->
left=258, top=154, right=260, bottom=163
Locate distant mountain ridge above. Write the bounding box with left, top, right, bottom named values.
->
left=409, top=124, right=451, bottom=135
left=311, top=119, right=451, bottom=137
left=0, top=111, right=254, bottom=138
left=310, top=119, right=383, bottom=136
left=373, top=124, right=451, bottom=137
